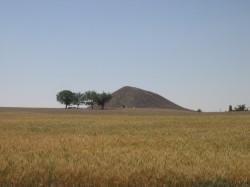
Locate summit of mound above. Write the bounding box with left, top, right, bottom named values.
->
left=105, top=86, right=188, bottom=110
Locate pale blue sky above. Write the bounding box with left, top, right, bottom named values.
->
left=1, top=0, right=249, bottom=111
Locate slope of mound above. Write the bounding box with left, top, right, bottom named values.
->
left=105, top=86, right=188, bottom=110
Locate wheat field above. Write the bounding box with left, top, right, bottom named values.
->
left=0, top=108, right=250, bottom=186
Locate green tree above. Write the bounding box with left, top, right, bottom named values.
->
left=197, top=109, right=202, bottom=112
left=85, top=91, right=98, bottom=109
left=234, top=104, right=248, bottom=111
left=73, top=92, right=86, bottom=108
left=56, top=90, right=75, bottom=108
left=229, top=105, right=233, bottom=112
left=96, top=92, right=112, bottom=110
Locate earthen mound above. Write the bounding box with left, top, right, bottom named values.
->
left=105, top=86, right=188, bottom=110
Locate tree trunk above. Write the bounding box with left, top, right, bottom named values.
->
left=91, top=104, right=94, bottom=110
left=101, top=104, right=104, bottom=110
left=65, top=104, right=68, bottom=109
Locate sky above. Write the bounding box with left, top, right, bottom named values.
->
left=0, top=0, right=249, bottom=112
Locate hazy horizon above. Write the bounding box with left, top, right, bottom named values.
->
left=1, top=1, right=249, bottom=112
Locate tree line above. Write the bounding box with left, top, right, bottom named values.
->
left=229, top=104, right=248, bottom=112
left=56, top=90, right=112, bottom=110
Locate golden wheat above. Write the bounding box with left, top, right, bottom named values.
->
left=0, top=108, right=250, bottom=186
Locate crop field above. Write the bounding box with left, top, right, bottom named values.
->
left=0, top=108, right=250, bottom=186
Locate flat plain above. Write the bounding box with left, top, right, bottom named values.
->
left=0, top=107, right=250, bottom=186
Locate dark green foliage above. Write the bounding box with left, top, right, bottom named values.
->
left=197, top=109, right=202, bottom=112
left=96, top=92, right=112, bottom=110
left=234, top=104, right=248, bottom=111
left=229, top=105, right=233, bottom=112
left=85, top=91, right=98, bottom=109
left=73, top=92, right=86, bottom=108
left=56, top=90, right=75, bottom=108
left=56, top=90, right=112, bottom=110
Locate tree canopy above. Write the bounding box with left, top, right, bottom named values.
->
left=229, top=105, right=233, bottom=112
left=96, top=92, right=112, bottom=110
left=56, top=90, right=75, bottom=108
left=56, top=90, right=112, bottom=110
left=85, top=91, right=98, bottom=109
left=228, top=104, right=249, bottom=112
left=234, top=104, right=248, bottom=111
left=73, top=92, right=86, bottom=108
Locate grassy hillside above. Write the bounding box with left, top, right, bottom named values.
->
left=0, top=108, right=250, bottom=186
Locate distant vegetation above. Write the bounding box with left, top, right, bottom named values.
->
left=229, top=105, right=233, bottom=112
left=197, top=109, right=202, bottom=112
left=56, top=90, right=112, bottom=109
left=229, top=104, right=248, bottom=112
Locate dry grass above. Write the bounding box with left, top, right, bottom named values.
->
left=0, top=108, right=250, bottom=186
